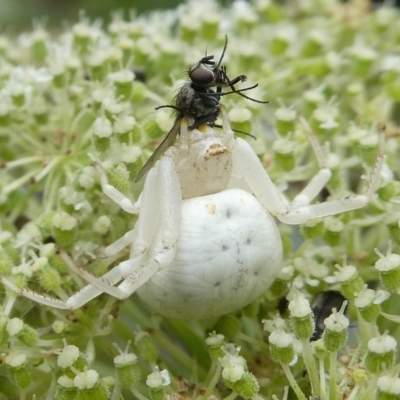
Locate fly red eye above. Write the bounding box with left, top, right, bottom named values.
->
left=189, top=65, right=215, bottom=86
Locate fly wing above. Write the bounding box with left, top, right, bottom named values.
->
left=135, top=118, right=183, bottom=182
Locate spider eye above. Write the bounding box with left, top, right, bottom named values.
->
left=189, top=64, right=216, bottom=86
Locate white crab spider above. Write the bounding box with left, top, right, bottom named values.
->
left=1, top=109, right=383, bottom=319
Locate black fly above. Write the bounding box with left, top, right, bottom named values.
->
left=135, top=35, right=268, bottom=182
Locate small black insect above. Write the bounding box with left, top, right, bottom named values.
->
left=135, top=36, right=267, bottom=182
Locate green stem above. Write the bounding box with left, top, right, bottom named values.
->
left=2, top=168, right=41, bottom=195
left=131, top=387, right=149, bottom=400
left=328, top=351, right=337, bottom=400
left=222, top=392, right=237, bottom=400
left=300, top=338, right=320, bottom=396
left=280, top=363, right=307, bottom=400
left=200, top=363, right=222, bottom=400
left=3, top=156, right=44, bottom=169
left=359, top=376, right=377, bottom=400
left=252, top=394, right=266, bottom=400
left=347, top=384, right=360, bottom=400
left=318, top=356, right=327, bottom=400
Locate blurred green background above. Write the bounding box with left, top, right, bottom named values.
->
left=1, top=0, right=398, bottom=33
left=0, top=0, right=234, bottom=32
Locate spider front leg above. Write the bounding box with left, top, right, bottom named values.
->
left=0, top=259, right=136, bottom=309
left=61, top=155, right=182, bottom=301
left=1, top=156, right=182, bottom=309
left=232, top=131, right=384, bottom=225
left=95, top=160, right=141, bottom=214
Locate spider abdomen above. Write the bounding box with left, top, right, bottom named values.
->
left=137, top=188, right=283, bottom=319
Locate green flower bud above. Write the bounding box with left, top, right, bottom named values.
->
left=201, top=13, right=220, bottom=40
left=300, top=218, right=324, bottom=239
left=113, top=116, right=138, bottom=144
left=377, top=375, right=400, bottom=400
left=354, top=287, right=388, bottom=322
left=377, top=181, right=400, bottom=202
left=103, top=98, right=124, bottom=121
left=256, top=1, right=283, bottom=22
left=275, top=107, right=296, bottom=136
left=52, top=211, right=77, bottom=247
left=349, top=45, right=377, bottom=78
left=106, top=164, right=130, bottom=194
left=375, top=248, right=400, bottom=293
left=135, top=332, right=158, bottom=364
left=357, top=135, right=380, bottom=166
left=335, top=264, right=364, bottom=301
left=224, top=372, right=260, bottom=399
left=74, top=369, right=109, bottom=400
left=313, top=339, right=328, bottom=359
left=323, top=218, right=343, bottom=246
left=117, top=37, right=134, bottom=64
left=289, top=295, right=314, bottom=340
left=311, top=106, right=338, bottom=136
left=113, top=342, right=140, bottom=388
left=180, top=17, right=200, bottom=42
left=205, top=332, right=225, bottom=360
left=32, top=100, right=48, bottom=125
left=31, top=29, right=48, bottom=62
left=9, top=84, right=26, bottom=107
left=273, top=138, right=296, bottom=171
left=131, top=81, right=146, bottom=103
left=322, top=304, right=349, bottom=352
left=110, top=70, right=134, bottom=100
left=365, top=334, right=397, bottom=373
left=228, top=107, right=252, bottom=134
left=269, top=330, right=294, bottom=364
left=270, top=266, right=294, bottom=297
left=32, top=256, right=61, bottom=292
left=106, top=47, right=123, bottom=72
left=7, top=318, right=38, bottom=346
left=0, top=249, right=13, bottom=274
left=146, top=367, right=170, bottom=400
left=55, top=376, right=77, bottom=400
left=93, top=216, right=111, bottom=235
left=269, top=35, right=289, bottom=56
left=301, top=31, right=325, bottom=57
left=53, top=70, right=67, bottom=88
left=5, top=352, right=32, bottom=389
left=93, top=116, right=113, bottom=152
left=35, top=212, right=56, bottom=239
left=142, top=115, right=165, bottom=140
left=302, top=89, right=324, bottom=118
left=72, top=23, right=94, bottom=55
left=52, top=320, right=67, bottom=334
left=56, top=342, right=87, bottom=374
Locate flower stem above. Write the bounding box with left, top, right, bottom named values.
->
left=201, top=363, right=222, bottom=400
left=300, top=338, right=320, bottom=396
left=280, top=363, right=307, bottom=400
left=328, top=351, right=338, bottom=400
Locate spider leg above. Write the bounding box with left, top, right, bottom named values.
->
left=0, top=259, right=134, bottom=309
left=1, top=153, right=182, bottom=308
left=55, top=155, right=182, bottom=300
left=103, top=227, right=137, bottom=257
left=95, top=161, right=140, bottom=214
left=232, top=115, right=385, bottom=225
